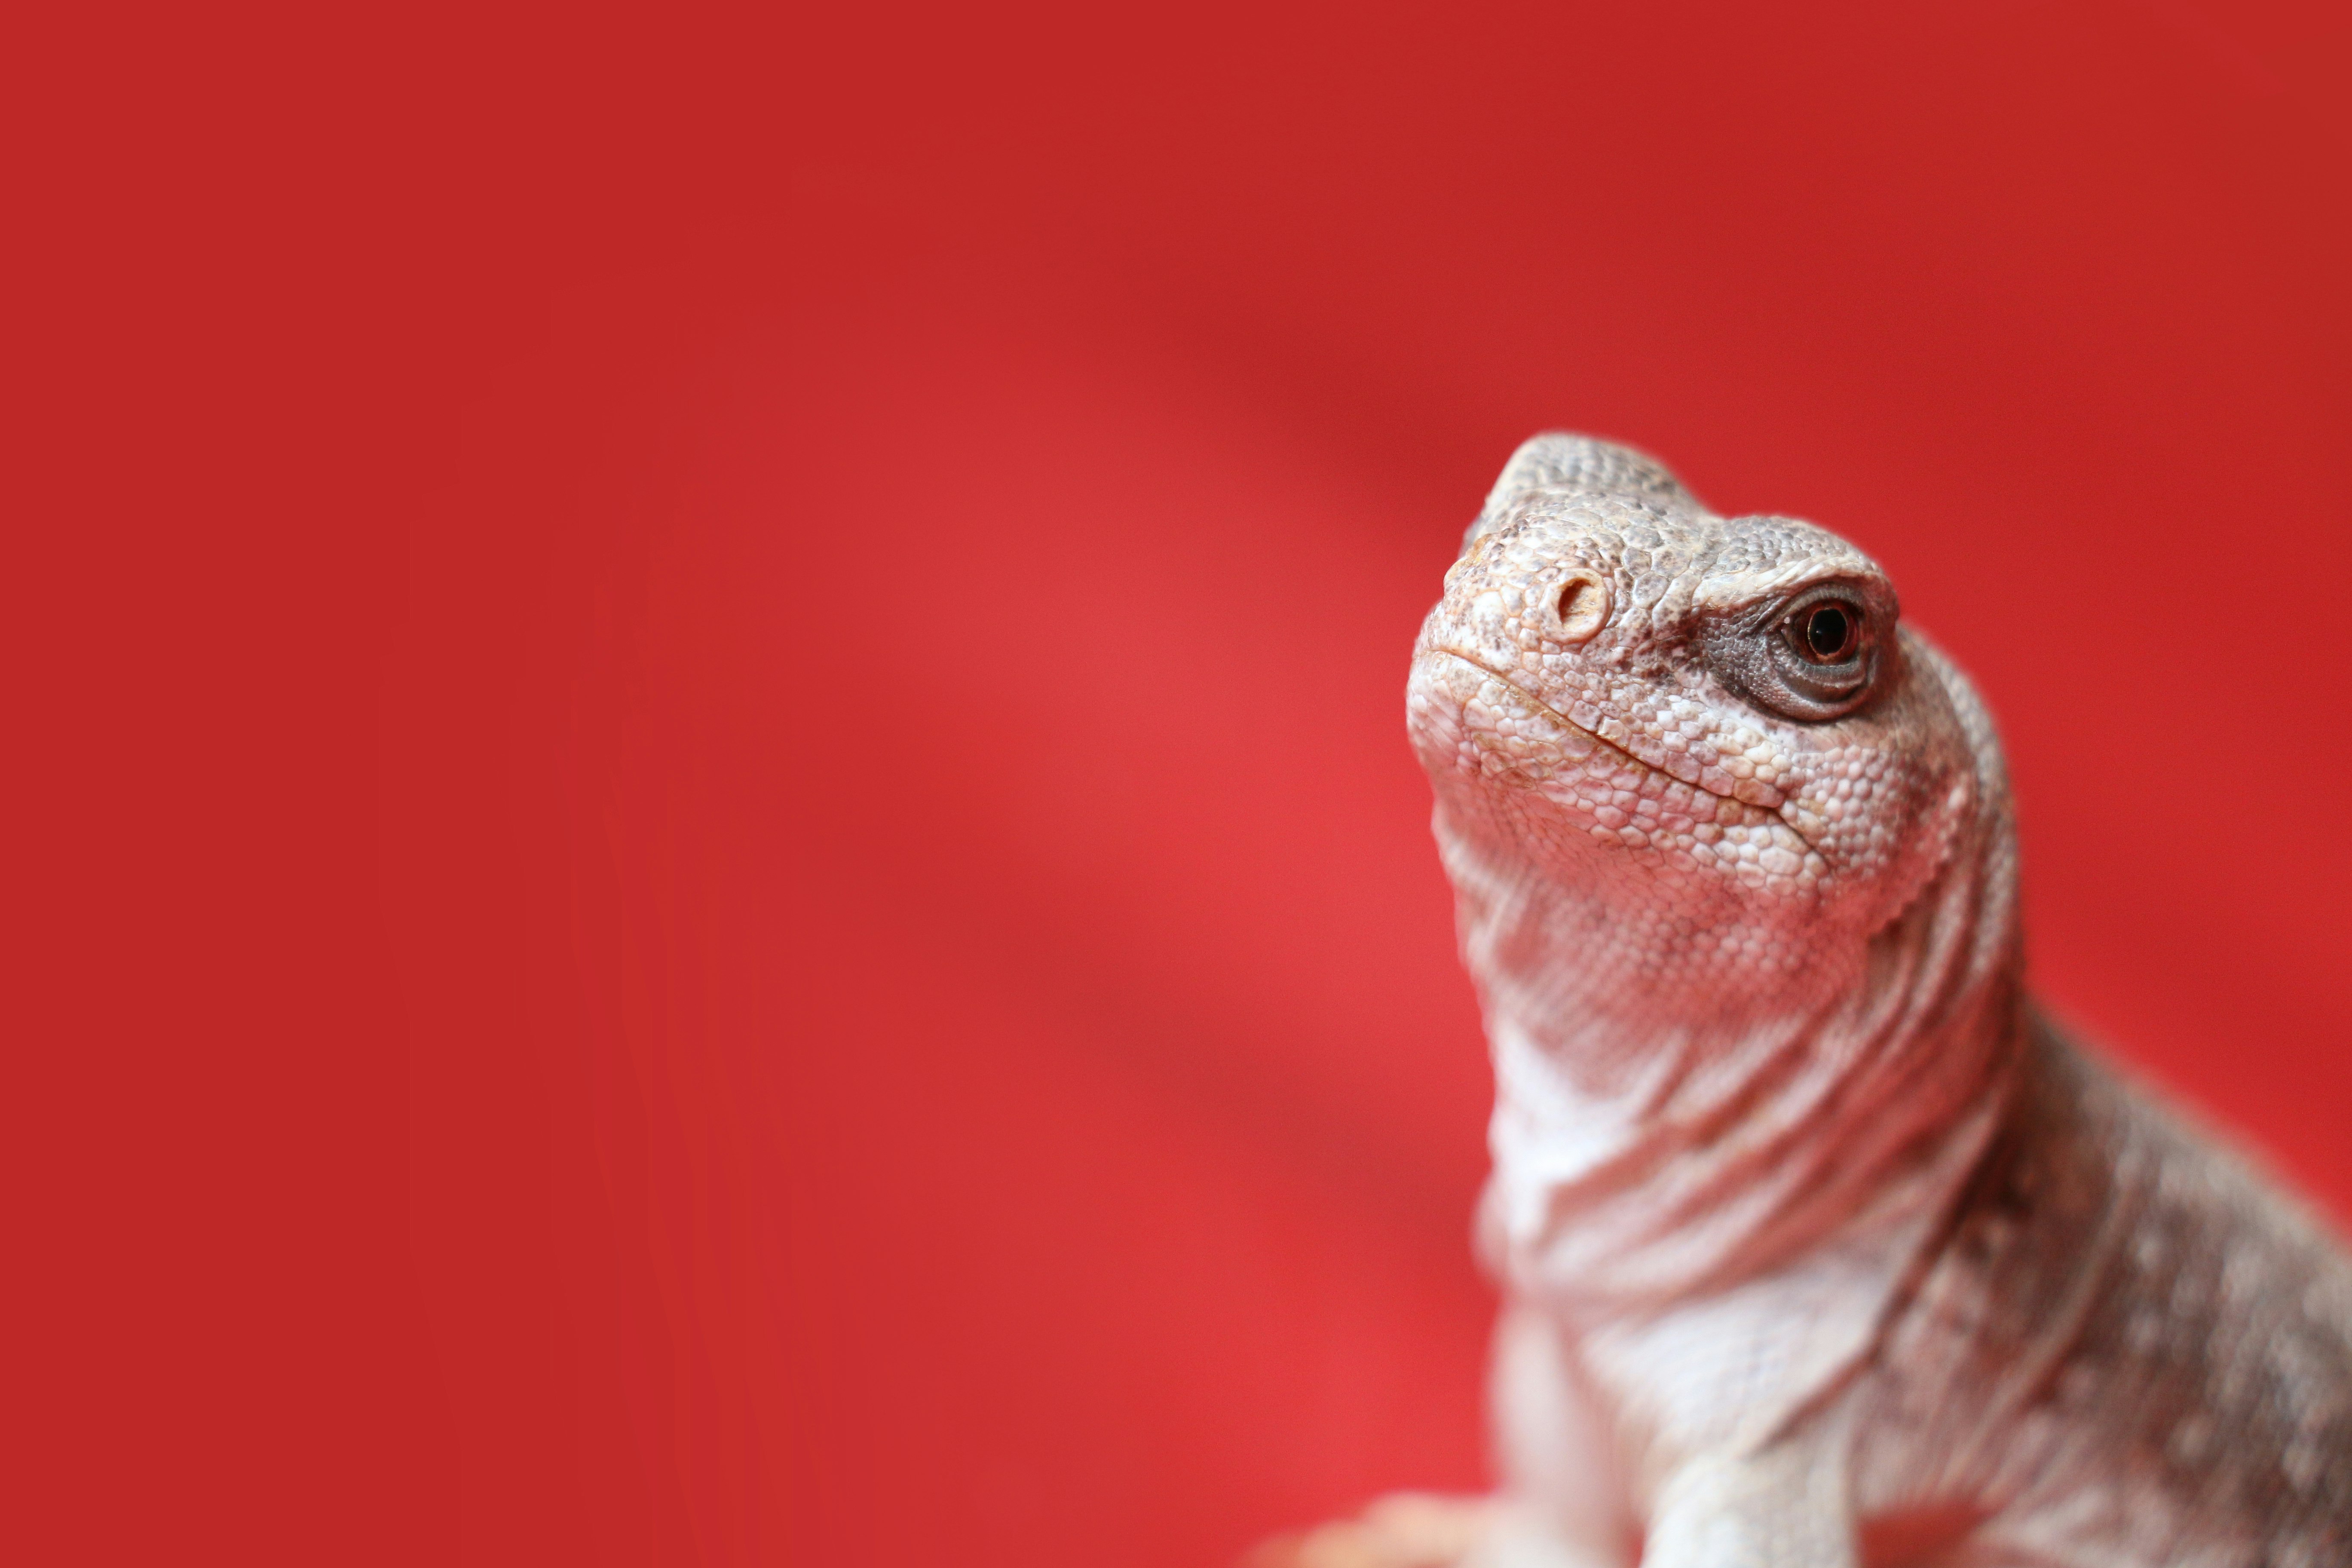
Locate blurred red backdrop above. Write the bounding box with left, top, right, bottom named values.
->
left=6, top=2, right=2348, bottom=1563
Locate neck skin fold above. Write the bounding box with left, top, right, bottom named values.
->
left=1447, top=782, right=2026, bottom=1328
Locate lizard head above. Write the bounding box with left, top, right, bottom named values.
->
left=1408, top=434, right=2002, bottom=1029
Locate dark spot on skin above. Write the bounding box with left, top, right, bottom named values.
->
left=1859, top=1505, right=1986, bottom=1566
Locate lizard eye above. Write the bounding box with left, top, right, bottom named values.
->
left=1703, top=582, right=1887, bottom=722
left=1795, top=602, right=1858, bottom=664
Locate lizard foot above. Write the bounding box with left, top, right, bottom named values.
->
left=1243, top=1493, right=1497, bottom=1568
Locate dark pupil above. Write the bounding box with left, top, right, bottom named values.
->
left=1804, top=606, right=1853, bottom=660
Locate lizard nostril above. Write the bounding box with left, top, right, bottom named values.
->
left=1550, top=570, right=1611, bottom=644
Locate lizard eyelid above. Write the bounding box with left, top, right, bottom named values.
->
left=1703, top=581, right=1888, bottom=723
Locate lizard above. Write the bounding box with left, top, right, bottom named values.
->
left=1254, top=435, right=2352, bottom=1568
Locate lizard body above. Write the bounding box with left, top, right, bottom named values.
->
left=1273, top=436, right=2352, bottom=1568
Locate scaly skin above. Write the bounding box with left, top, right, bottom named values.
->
left=1301, top=436, right=2352, bottom=1568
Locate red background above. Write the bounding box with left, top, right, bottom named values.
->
left=9, top=3, right=2349, bottom=1562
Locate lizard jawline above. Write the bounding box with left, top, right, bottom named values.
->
left=1431, top=647, right=1814, bottom=853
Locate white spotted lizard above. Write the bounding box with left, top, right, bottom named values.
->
left=1256, top=435, right=2352, bottom=1568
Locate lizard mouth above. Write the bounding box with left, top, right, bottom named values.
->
left=1430, top=647, right=1810, bottom=846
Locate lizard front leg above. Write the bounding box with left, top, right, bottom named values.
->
left=1485, top=1302, right=1638, bottom=1568
left=1641, top=1448, right=1855, bottom=1568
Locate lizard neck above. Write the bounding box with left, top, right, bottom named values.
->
left=1446, top=794, right=2027, bottom=1323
